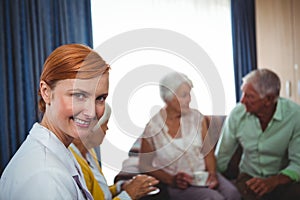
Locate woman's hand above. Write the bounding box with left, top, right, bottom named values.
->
left=123, top=174, right=159, bottom=200
left=206, top=172, right=218, bottom=189
left=173, top=172, right=193, bottom=189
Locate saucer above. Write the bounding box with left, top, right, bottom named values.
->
left=147, top=188, right=160, bottom=195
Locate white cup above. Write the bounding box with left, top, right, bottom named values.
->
left=191, top=171, right=209, bottom=186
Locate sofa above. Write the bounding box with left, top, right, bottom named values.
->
left=114, top=115, right=242, bottom=200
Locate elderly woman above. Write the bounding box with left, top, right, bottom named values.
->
left=139, top=71, right=240, bottom=200
left=70, top=103, right=159, bottom=200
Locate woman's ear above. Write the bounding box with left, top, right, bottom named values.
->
left=40, top=81, right=52, bottom=105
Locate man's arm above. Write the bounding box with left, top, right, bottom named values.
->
left=280, top=119, right=300, bottom=182
left=215, top=109, right=240, bottom=173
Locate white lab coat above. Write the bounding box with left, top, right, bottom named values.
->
left=0, top=123, right=92, bottom=200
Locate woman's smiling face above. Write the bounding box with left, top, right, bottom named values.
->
left=44, top=72, right=109, bottom=141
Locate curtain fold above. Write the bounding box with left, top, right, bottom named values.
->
left=231, top=0, right=257, bottom=101
left=0, top=0, right=93, bottom=174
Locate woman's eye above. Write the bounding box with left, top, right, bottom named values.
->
left=96, top=95, right=107, bottom=103
left=181, top=92, right=189, bottom=98
left=73, top=93, right=86, bottom=100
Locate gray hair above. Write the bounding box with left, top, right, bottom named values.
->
left=242, top=69, right=281, bottom=99
left=159, top=71, right=193, bottom=102
left=92, top=102, right=111, bottom=131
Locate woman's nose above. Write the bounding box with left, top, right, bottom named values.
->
left=185, top=94, right=191, bottom=103
left=83, top=100, right=96, bottom=119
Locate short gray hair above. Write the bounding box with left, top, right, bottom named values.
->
left=93, top=102, right=111, bottom=131
left=242, top=69, right=281, bottom=99
left=159, top=72, right=193, bottom=102
left=99, top=102, right=111, bottom=125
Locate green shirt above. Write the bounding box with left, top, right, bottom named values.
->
left=216, top=98, right=300, bottom=181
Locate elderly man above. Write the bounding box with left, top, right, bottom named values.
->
left=216, top=69, right=300, bottom=200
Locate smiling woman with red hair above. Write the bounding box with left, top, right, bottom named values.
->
left=0, top=44, right=110, bottom=200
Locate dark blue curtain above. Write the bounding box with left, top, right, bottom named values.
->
left=231, top=0, right=257, bottom=101
left=0, top=0, right=93, bottom=175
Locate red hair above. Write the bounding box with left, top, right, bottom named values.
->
left=38, top=44, right=110, bottom=113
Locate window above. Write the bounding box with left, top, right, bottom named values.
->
left=91, top=0, right=235, bottom=185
